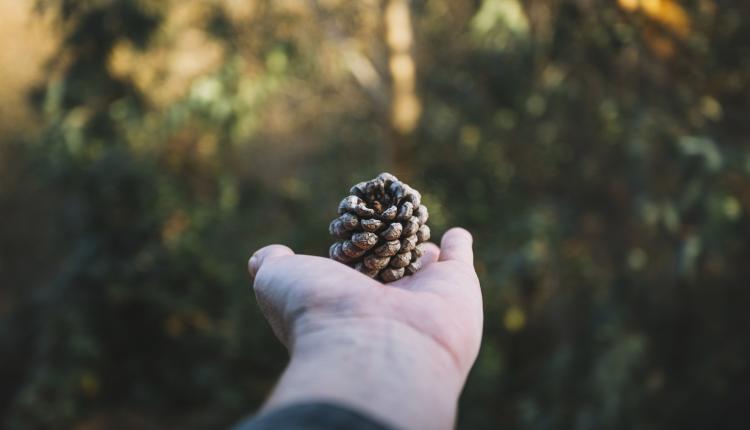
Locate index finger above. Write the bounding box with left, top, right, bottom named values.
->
left=438, top=228, right=474, bottom=265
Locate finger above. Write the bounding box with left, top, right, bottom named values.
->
left=248, top=244, right=295, bottom=278
left=418, top=242, right=440, bottom=268
left=247, top=245, right=296, bottom=347
left=438, top=227, right=474, bottom=265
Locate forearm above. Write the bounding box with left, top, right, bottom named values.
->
left=261, top=317, right=465, bottom=430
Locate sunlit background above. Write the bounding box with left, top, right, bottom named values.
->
left=1, top=0, right=749, bottom=428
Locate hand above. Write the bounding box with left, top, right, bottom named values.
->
left=248, top=228, right=483, bottom=430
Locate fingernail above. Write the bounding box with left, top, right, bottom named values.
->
left=248, top=254, right=259, bottom=277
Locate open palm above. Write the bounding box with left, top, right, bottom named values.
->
left=248, top=228, right=483, bottom=377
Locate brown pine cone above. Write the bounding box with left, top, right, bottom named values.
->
left=328, top=172, right=430, bottom=283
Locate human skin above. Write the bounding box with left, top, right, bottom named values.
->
left=248, top=228, right=483, bottom=430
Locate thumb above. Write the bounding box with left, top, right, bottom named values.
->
left=248, top=244, right=295, bottom=279
left=247, top=244, right=295, bottom=347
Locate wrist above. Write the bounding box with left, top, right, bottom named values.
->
left=263, top=316, right=465, bottom=430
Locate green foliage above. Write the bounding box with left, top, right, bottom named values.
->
left=2, top=0, right=750, bottom=428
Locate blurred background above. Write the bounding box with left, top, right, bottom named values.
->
left=1, top=0, right=749, bottom=428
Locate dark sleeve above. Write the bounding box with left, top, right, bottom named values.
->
left=231, top=402, right=397, bottom=430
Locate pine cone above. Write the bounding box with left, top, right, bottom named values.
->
left=328, top=172, right=430, bottom=283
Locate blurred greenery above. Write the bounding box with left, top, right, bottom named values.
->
left=1, top=0, right=749, bottom=428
